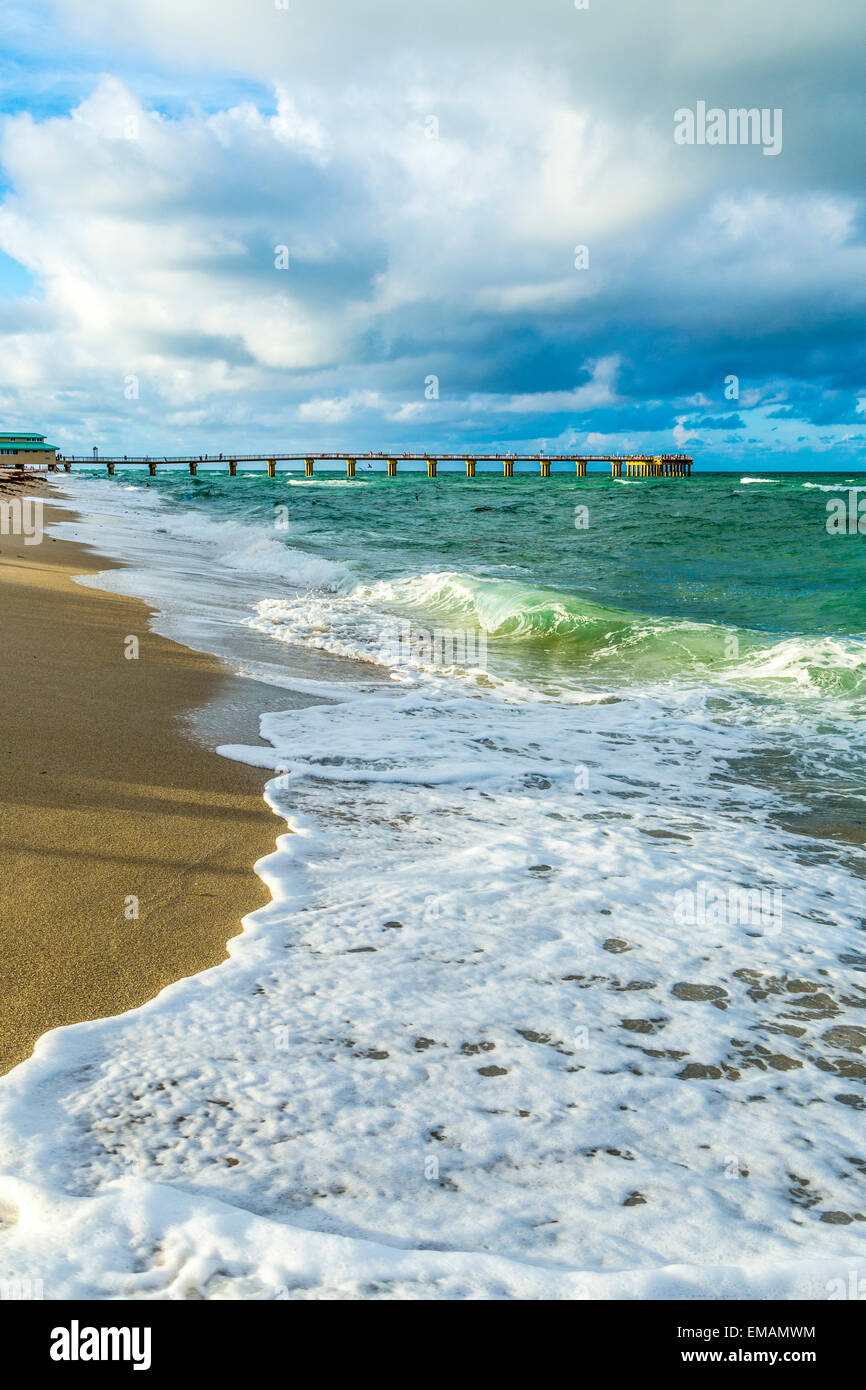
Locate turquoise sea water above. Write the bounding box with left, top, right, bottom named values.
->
left=73, top=465, right=866, bottom=841
left=84, top=465, right=866, bottom=687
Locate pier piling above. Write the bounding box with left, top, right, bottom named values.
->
left=387, top=458, right=398, bottom=477
left=305, top=457, right=314, bottom=478
left=228, top=460, right=237, bottom=477
left=466, top=459, right=476, bottom=478
left=189, top=461, right=198, bottom=476
left=346, top=457, right=356, bottom=478
left=267, top=458, right=276, bottom=478
left=504, top=460, right=514, bottom=477
left=427, top=459, right=438, bottom=478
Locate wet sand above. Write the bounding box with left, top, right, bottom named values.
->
left=0, top=484, right=281, bottom=1072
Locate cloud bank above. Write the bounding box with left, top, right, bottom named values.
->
left=0, top=0, right=863, bottom=464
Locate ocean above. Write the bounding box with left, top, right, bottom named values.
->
left=3, top=466, right=865, bottom=1299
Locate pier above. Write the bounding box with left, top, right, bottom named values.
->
left=54, top=451, right=694, bottom=479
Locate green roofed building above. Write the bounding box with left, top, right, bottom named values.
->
left=0, top=432, right=58, bottom=468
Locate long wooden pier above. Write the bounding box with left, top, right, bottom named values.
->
left=53, top=451, right=693, bottom=479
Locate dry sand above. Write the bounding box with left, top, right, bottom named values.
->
left=0, top=480, right=280, bottom=1072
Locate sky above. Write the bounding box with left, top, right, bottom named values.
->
left=0, top=0, right=863, bottom=468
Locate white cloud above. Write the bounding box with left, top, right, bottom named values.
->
left=673, top=417, right=702, bottom=447
left=494, top=357, right=621, bottom=413
left=0, top=68, right=659, bottom=446
left=377, top=358, right=620, bottom=422
left=298, top=390, right=382, bottom=423
left=0, top=1, right=863, bottom=455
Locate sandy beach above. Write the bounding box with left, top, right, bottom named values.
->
left=0, top=482, right=278, bottom=1072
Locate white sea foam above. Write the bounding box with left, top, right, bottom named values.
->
left=723, top=635, right=866, bottom=697
left=801, top=481, right=858, bottom=492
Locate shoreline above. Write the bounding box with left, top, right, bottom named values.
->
left=0, top=487, right=283, bottom=1073
left=0, top=472, right=864, bottom=1298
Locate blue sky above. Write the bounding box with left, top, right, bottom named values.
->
left=0, top=0, right=864, bottom=469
